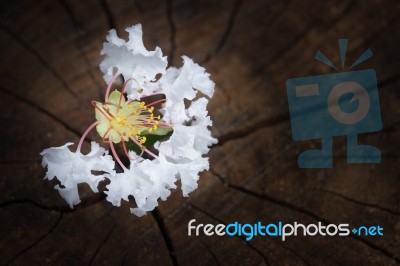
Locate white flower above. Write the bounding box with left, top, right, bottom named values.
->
left=100, top=24, right=167, bottom=99
left=41, top=23, right=217, bottom=216
left=159, top=56, right=215, bottom=124
left=40, top=142, right=115, bottom=207
left=105, top=153, right=178, bottom=217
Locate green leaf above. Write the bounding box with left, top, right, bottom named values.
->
left=125, top=129, right=174, bottom=155
left=142, top=127, right=173, bottom=136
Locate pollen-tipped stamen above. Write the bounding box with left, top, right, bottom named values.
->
left=130, top=136, right=158, bottom=159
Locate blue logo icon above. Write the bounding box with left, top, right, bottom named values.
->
left=286, top=39, right=382, bottom=168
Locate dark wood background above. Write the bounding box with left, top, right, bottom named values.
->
left=1, top=0, right=399, bottom=265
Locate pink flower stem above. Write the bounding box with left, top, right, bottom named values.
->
left=127, top=93, right=164, bottom=104
left=77, top=121, right=100, bottom=153
left=140, top=93, right=164, bottom=99
left=91, top=101, right=113, bottom=120
left=158, top=122, right=173, bottom=128
left=117, top=78, right=141, bottom=112
left=119, top=133, right=133, bottom=160
left=121, top=78, right=140, bottom=95
left=105, top=71, right=121, bottom=101
left=110, top=141, right=128, bottom=171
left=130, top=137, right=159, bottom=159
left=146, top=98, right=166, bottom=108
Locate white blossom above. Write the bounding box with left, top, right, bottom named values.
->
left=100, top=24, right=167, bottom=99
left=105, top=153, right=178, bottom=217
left=41, top=23, right=217, bottom=216
left=40, top=142, right=115, bottom=207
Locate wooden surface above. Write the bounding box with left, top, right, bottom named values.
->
left=1, top=0, right=400, bottom=265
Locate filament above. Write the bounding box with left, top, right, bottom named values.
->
left=77, top=121, right=100, bottom=153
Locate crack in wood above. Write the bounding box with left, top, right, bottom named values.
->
left=378, top=74, right=400, bottom=88
left=0, top=193, right=106, bottom=214
left=253, top=1, right=354, bottom=76
left=152, top=207, right=179, bottom=266
left=382, top=120, right=400, bottom=133
left=120, top=251, right=127, bottom=266
left=209, top=169, right=400, bottom=264
left=0, top=159, right=41, bottom=164
left=202, top=0, right=243, bottom=63
left=99, top=0, right=118, bottom=33
left=320, top=189, right=400, bottom=216
left=88, top=222, right=115, bottom=266
left=215, top=112, right=289, bottom=147
left=212, top=5, right=398, bottom=153
left=166, top=0, right=176, bottom=67
left=5, top=213, right=63, bottom=265
left=363, top=14, right=400, bottom=55
left=57, top=0, right=104, bottom=92
left=0, top=198, right=73, bottom=213
left=319, top=1, right=356, bottom=32
left=272, top=239, right=310, bottom=266
left=215, top=83, right=231, bottom=104
left=0, top=22, right=78, bottom=99
left=199, top=239, right=221, bottom=266
left=133, top=0, right=144, bottom=14
left=188, top=203, right=270, bottom=266
left=264, top=21, right=316, bottom=72
left=204, top=0, right=289, bottom=66
left=83, top=207, right=114, bottom=240
left=1, top=1, right=399, bottom=263
left=0, top=86, right=90, bottom=142
left=213, top=71, right=399, bottom=150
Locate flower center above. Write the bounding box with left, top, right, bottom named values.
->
left=93, top=90, right=162, bottom=145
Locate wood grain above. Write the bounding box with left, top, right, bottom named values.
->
left=1, top=0, right=399, bottom=265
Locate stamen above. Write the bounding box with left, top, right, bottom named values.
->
left=118, top=78, right=140, bottom=111
left=110, top=77, right=143, bottom=114
left=141, top=93, right=163, bottom=98
left=110, top=141, right=128, bottom=171
left=102, top=126, right=112, bottom=141
left=102, top=105, right=116, bottom=119
left=120, top=133, right=133, bottom=160
left=157, top=122, right=173, bottom=128
left=77, top=121, right=100, bottom=153
left=146, top=98, right=166, bottom=108
left=130, top=136, right=158, bottom=159
left=126, top=93, right=164, bottom=104
left=92, top=101, right=112, bottom=120
left=96, top=79, right=170, bottom=162
left=105, top=71, right=121, bottom=102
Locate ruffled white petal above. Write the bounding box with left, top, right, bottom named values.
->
left=100, top=24, right=167, bottom=99
left=40, top=142, right=115, bottom=208
left=159, top=56, right=215, bottom=124
left=105, top=154, right=178, bottom=216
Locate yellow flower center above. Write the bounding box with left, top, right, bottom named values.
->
left=93, top=90, right=161, bottom=144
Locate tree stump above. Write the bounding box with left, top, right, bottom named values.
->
left=0, top=0, right=399, bottom=265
